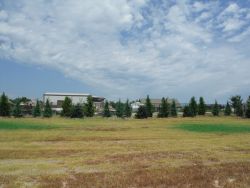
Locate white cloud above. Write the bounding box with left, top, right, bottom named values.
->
left=0, top=0, right=250, bottom=102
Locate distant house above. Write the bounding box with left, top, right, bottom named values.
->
left=131, top=101, right=144, bottom=112
left=20, top=100, right=37, bottom=115
left=43, top=92, right=105, bottom=113
left=140, top=98, right=181, bottom=112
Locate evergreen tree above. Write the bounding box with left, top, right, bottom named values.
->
left=198, top=97, right=206, bottom=115
left=135, top=105, right=147, bottom=119
left=124, top=99, right=132, bottom=118
left=43, top=99, right=52, bottom=118
left=103, top=101, right=111, bottom=117
left=224, top=101, right=232, bottom=116
left=0, top=92, right=11, bottom=117
left=33, top=100, right=41, bottom=117
left=212, top=100, right=220, bottom=116
left=189, top=97, right=197, bottom=117
left=62, top=97, right=72, bottom=117
left=230, top=95, right=243, bottom=117
left=13, top=102, right=22, bottom=117
left=116, top=99, right=123, bottom=118
left=84, top=95, right=95, bottom=117
left=245, top=96, right=250, bottom=118
left=183, top=105, right=191, bottom=117
left=145, top=95, right=153, bottom=117
left=170, top=100, right=177, bottom=117
left=71, top=104, right=84, bottom=118
left=158, top=97, right=169, bottom=118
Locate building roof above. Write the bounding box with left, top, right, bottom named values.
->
left=43, top=92, right=104, bottom=99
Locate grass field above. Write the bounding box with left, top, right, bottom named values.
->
left=0, top=116, right=250, bottom=187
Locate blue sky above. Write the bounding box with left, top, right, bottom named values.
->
left=0, top=0, right=250, bottom=103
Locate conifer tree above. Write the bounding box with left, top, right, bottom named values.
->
left=158, top=97, right=169, bottom=118
left=116, top=99, right=123, bottom=118
left=145, top=95, right=153, bottom=117
left=198, top=97, right=206, bottom=115
left=84, top=95, right=95, bottom=117
left=62, top=97, right=72, bottom=117
left=43, top=99, right=52, bottom=118
left=224, top=101, right=232, bottom=116
left=103, top=101, right=111, bottom=117
left=183, top=106, right=191, bottom=117
left=0, top=92, right=11, bottom=117
left=71, top=103, right=84, bottom=118
left=13, top=102, right=22, bottom=117
left=170, top=100, right=177, bottom=117
left=33, top=100, right=41, bottom=117
left=189, top=97, right=197, bottom=117
left=245, top=96, right=250, bottom=118
left=135, top=105, right=147, bottom=119
left=230, top=95, right=243, bottom=117
left=212, top=100, right=220, bottom=116
left=124, top=99, right=132, bottom=118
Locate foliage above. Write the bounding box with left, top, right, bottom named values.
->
left=135, top=105, right=147, bottom=119
left=11, top=97, right=31, bottom=104
left=116, top=99, right=123, bottom=118
left=71, top=103, right=84, bottom=118
left=124, top=99, right=132, bottom=118
left=224, top=101, right=232, bottom=116
left=189, top=97, right=197, bottom=117
left=183, top=106, right=191, bottom=117
left=245, top=96, right=250, bottom=118
left=84, top=95, right=95, bottom=117
left=33, top=100, right=41, bottom=117
left=230, top=95, right=243, bottom=117
left=198, top=97, right=206, bottom=115
left=145, top=95, right=153, bottom=117
left=170, top=100, right=177, bottom=117
left=103, top=101, right=111, bottom=117
left=0, top=92, right=11, bottom=117
left=212, top=100, right=220, bottom=116
left=158, top=97, right=169, bottom=118
left=43, top=99, right=52, bottom=118
left=61, top=97, right=72, bottom=117
left=13, top=102, right=22, bottom=117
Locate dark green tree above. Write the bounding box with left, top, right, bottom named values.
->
left=245, top=96, right=250, bottom=118
left=84, top=95, right=95, bottom=117
left=61, top=97, right=72, bottom=117
left=183, top=105, right=191, bottom=117
left=43, top=99, right=52, bottom=118
left=158, top=97, right=169, bottom=118
left=116, top=99, right=123, bottom=118
left=103, top=101, right=111, bottom=117
left=13, top=102, right=22, bottom=117
left=212, top=100, right=220, bottom=116
left=145, top=95, right=153, bottom=117
left=170, top=100, right=177, bottom=117
left=33, top=100, right=41, bottom=117
left=124, top=99, right=132, bottom=118
left=0, top=92, right=11, bottom=117
left=189, top=97, right=197, bottom=117
left=224, top=101, right=232, bottom=116
left=135, top=105, right=147, bottom=119
left=230, top=95, right=243, bottom=117
left=71, top=104, right=84, bottom=118
left=198, top=97, right=206, bottom=115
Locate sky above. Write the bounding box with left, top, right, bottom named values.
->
left=0, top=0, right=250, bottom=103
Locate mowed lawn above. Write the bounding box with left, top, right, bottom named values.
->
left=0, top=117, right=250, bottom=187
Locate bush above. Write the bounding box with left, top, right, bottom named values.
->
left=43, top=99, right=52, bottom=118
left=71, top=104, right=84, bottom=118
left=103, top=101, right=111, bottom=117
left=0, top=92, right=11, bottom=117
left=13, top=102, right=22, bottom=117
left=135, top=106, right=147, bottom=119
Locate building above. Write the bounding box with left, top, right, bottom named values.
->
left=131, top=101, right=144, bottom=112
left=140, top=98, right=181, bottom=112
left=43, top=92, right=105, bottom=113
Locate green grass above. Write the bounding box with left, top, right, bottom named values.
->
left=175, top=123, right=250, bottom=133
left=0, top=120, right=58, bottom=130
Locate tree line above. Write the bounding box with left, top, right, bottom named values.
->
left=0, top=92, right=250, bottom=119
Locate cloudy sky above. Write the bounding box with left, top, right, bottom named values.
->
left=0, top=0, right=250, bottom=103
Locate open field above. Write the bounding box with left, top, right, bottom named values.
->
left=0, top=117, right=250, bottom=187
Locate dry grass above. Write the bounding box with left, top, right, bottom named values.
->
left=0, top=116, right=250, bottom=187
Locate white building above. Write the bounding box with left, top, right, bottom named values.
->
left=131, top=101, right=144, bottom=112
left=43, top=92, right=105, bottom=113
